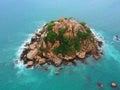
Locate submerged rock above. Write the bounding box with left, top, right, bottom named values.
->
left=97, top=82, right=103, bottom=88
left=27, top=49, right=38, bottom=59
left=26, top=61, right=34, bottom=68
left=111, top=82, right=117, bottom=87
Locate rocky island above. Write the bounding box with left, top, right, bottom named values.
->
left=20, top=18, right=103, bottom=68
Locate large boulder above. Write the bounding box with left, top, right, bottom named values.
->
left=29, top=42, right=38, bottom=50
left=27, top=49, right=38, bottom=59
left=93, top=54, right=101, bottom=60
left=76, top=51, right=86, bottom=59
left=64, top=55, right=75, bottom=61
left=39, top=58, right=46, bottom=65
left=29, top=44, right=36, bottom=50
left=111, top=82, right=117, bottom=87
left=35, top=32, right=41, bottom=36
left=52, top=57, right=62, bottom=66
left=27, top=61, right=34, bottom=66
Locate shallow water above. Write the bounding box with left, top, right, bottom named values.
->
left=0, top=0, right=120, bottom=90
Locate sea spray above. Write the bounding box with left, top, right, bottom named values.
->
left=14, top=34, right=34, bottom=69
left=91, top=28, right=120, bottom=63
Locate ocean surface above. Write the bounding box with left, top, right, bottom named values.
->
left=0, top=0, right=120, bottom=90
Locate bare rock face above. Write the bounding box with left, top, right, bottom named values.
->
left=39, top=58, right=46, bottom=65
left=29, top=44, right=36, bottom=50
left=64, top=55, right=75, bottom=61
left=52, top=57, right=62, bottom=66
left=20, top=17, right=103, bottom=69
left=76, top=51, right=86, bottom=59
left=35, top=31, right=41, bottom=36
left=27, top=61, right=34, bottom=66
left=27, top=49, right=38, bottom=59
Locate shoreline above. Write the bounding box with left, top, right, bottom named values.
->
left=18, top=18, right=103, bottom=70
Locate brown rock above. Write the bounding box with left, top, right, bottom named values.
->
left=58, top=53, right=63, bottom=59
left=42, top=41, right=46, bottom=49
left=93, top=54, right=100, bottom=60
left=29, top=44, right=36, bottom=50
left=77, top=51, right=86, bottom=59
left=48, top=42, right=52, bottom=49
left=27, top=61, right=34, bottom=66
left=52, top=57, right=62, bottom=66
left=35, top=32, right=41, bottom=36
left=35, top=56, right=41, bottom=61
left=27, top=49, right=38, bottom=59
left=64, top=55, right=70, bottom=61
left=20, top=18, right=103, bottom=69
left=39, top=58, right=46, bottom=65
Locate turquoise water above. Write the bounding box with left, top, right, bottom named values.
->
left=0, top=0, right=120, bottom=90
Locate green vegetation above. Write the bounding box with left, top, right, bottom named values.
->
left=53, top=43, right=75, bottom=55
left=47, top=21, right=55, bottom=31
left=44, top=31, right=57, bottom=43
left=58, top=28, right=67, bottom=36
left=39, top=47, right=44, bottom=52
left=53, top=37, right=80, bottom=55
left=77, top=28, right=91, bottom=39
left=80, top=22, right=86, bottom=26
left=72, top=39, right=80, bottom=51
left=43, top=20, right=92, bottom=55
left=68, top=38, right=80, bottom=51
left=86, top=28, right=91, bottom=33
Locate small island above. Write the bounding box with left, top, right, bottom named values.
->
left=20, top=18, right=103, bottom=68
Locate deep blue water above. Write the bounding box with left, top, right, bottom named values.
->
left=0, top=0, right=120, bottom=90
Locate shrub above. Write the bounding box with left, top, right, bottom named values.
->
left=47, top=21, right=55, bottom=31
left=45, top=31, right=57, bottom=43
left=58, top=28, right=67, bottom=35
left=53, top=38, right=80, bottom=55
left=86, top=28, right=91, bottom=33
left=73, top=39, right=80, bottom=51
left=80, top=22, right=86, bottom=26
left=39, top=47, right=44, bottom=52
left=68, top=38, right=80, bottom=51
left=77, top=30, right=90, bottom=39
left=59, top=35, right=69, bottom=43
left=53, top=43, right=75, bottom=55
left=77, top=31, right=83, bottom=38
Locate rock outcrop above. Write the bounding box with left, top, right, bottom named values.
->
left=20, top=18, right=103, bottom=68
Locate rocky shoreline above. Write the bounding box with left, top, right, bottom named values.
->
left=20, top=18, right=103, bottom=68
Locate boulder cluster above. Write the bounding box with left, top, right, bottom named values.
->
left=20, top=18, right=103, bottom=68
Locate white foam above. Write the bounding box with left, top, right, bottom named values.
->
left=16, top=34, right=34, bottom=58
left=113, top=36, right=120, bottom=42
left=104, top=43, right=120, bottom=63
left=91, top=28, right=120, bottom=63
left=14, top=33, right=34, bottom=69
left=90, top=28, right=104, bottom=42
left=14, top=23, right=46, bottom=70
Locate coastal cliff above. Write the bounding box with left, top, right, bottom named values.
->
left=20, top=18, right=103, bottom=68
